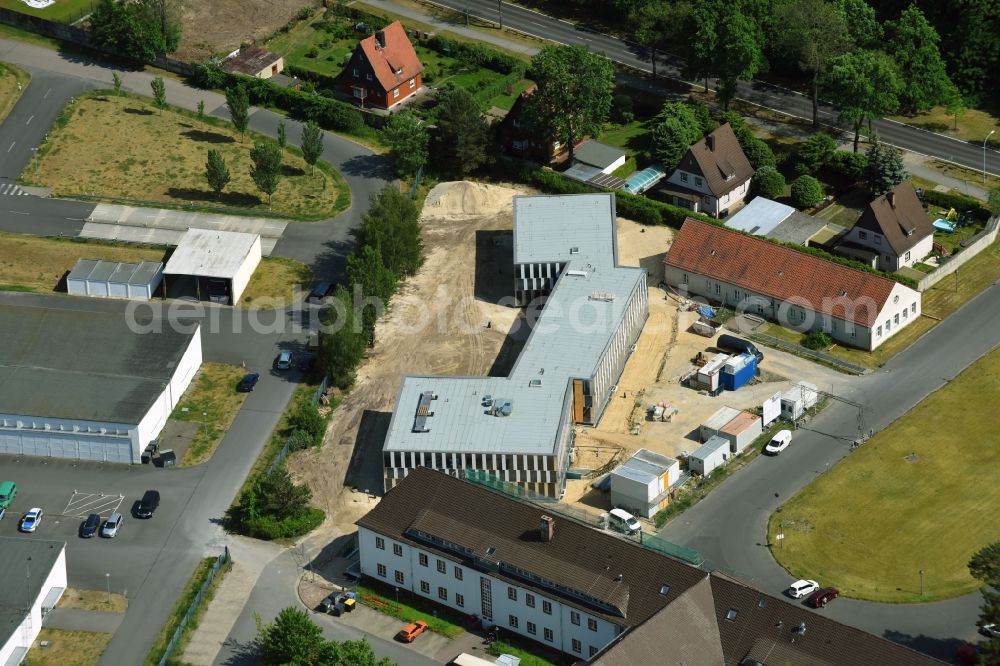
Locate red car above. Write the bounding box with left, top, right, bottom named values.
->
left=397, top=620, right=428, bottom=643
left=807, top=587, right=839, bottom=608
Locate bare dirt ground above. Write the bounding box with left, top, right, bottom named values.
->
left=174, top=0, right=315, bottom=62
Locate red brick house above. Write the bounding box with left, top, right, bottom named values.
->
left=498, top=84, right=568, bottom=162
left=341, top=21, right=424, bottom=110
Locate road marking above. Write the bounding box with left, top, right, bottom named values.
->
left=66, top=217, right=85, bottom=221
left=43, top=88, right=51, bottom=99
left=63, top=491, right=125, bottom=519
left=26, top=115, right=34, bottom=125
left=0, top=183, right=29, bottom=196
left=8, top=210, right=29, bottom=214
left=6, top=141, right=14, bottom=152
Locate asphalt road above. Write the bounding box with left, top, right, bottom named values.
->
left=215, top=549, right=440, bottom=666
left=660, top=278, right=1000, bottom=659
left=436, top=0, right=1000, bottom=176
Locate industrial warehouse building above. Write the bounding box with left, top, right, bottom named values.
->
left=67, top=259, right=164, bottom=301
left=163, top=228, right=261, bottom=305
left=0, top=539, right=67, bottom=666
left=664, top=219, right=921, bottom=351
left=0, top=303, right=202, bottom=463
left=383, top=194, right=649, bottom=497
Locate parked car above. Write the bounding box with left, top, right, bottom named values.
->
left=80, top=513, right=101, bottom=538
left=136, top=490, right=160, bottom=518
left=788, top=579, right=819, bottom=599
left=275, top=351, right=293, bottom=371
left=981, top=623, right=999, bottom=638
left=806, top=587, right=839, bottom=608
left=716, top=334, right=764, bottom=363
left=20, top=507, right=43, bottom=532
left=397, top=620, right=428, bottom=643
left=237, top=372, right=260, bottom=392
left=764, top=429, right=793, bottom=455
left=101, top=512, right=123, bottom=538
left=307, top=281, right=333, bottom=303
left=608, top=508, right=641, bottom=535
left=0, top=480, right=16, bottom=508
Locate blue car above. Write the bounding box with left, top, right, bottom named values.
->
left=20, top=507, right=43, bottom=532
left=237, top=372, right=260, bottom=392
left=80, top=513, right=100, bottom=538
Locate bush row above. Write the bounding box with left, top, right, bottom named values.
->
left=425, top=35, right=523, bottom=74
left=242, top=507, right=325, bottom=540
left=922, top=189, right=993, bottom=219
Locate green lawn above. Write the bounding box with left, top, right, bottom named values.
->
left=769, top=345, right=1000, bottom=602
left=171, top=363, right=249, bottom=467
left=890, top=104, right=1000, bottom=147
left=599, top=120, right=653, bottom=177
left=355, top=582, right=464, bottom=638
left=0, top=0, right=95, bottom=23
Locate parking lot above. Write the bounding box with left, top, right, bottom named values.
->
left=0, top=454, right=206, bottom=598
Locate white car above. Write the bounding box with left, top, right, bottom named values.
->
left=101, top=512, right=123, bottom=538
left=20, top=507, right=43, bottom=532
left=788, top=579, right=820, bottom=599
left=765, top=429, right=793, bottom=455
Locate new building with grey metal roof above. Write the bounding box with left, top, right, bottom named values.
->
left=383, top=194, right=648, bottom=497
left=0, top=302, right=202, bottom=463
left=0, top=538, right=67, bottom=666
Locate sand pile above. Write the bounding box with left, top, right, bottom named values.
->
left=422, top=181, right=521, bottom=219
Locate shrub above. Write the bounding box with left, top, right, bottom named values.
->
left=801, top=330, right=833, bottom=350
left=243, top=507, right=325, bottom=540
left=287, top=429, right=314, bottom=452
left=611, top=94, right=634, bottom=124
left=288, top=401, right=327, bottom=446
left=752, top=165, right=786, bottom=199
left=426, top=35, right=522, bottom=74
left=795, top=133, right=837, bottom=175
left=306, top=47, right=319, bottom=58
left=922, top=189, right=992, bottom=220
left=828, top=150, right=868, bottom=182
left=741, top=135, right=776, bottom=170
left=790, top=175, right=824, bottom=208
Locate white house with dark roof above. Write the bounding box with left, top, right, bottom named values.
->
left=658, top=124, right=754, bottom=218
left=837, top=182, right=934, bottom=272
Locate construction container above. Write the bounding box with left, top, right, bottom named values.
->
left=696, top=353, right=730, bottom=391
left=781, top=382, right=819, bottom=420
left=687, top=435, right=730, bottom=476
left=700, top=406, right=741, bottom=442
left=691, top=320, right=718, bottom=337
left=720, top=353, right=757, bottom=391
left=719, top=411, right=763, bottom=454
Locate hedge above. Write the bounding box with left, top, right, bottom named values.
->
left=425, top=35, right=523, bottom=74
left=242, top=507, right=325, bottom=540
left=922, top=189, right=992, bottom=219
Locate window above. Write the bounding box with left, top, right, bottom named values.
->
left=588, top=618, right=598, bottom=631
left=456, top=593, right=465, bottom=607
left=659, top=584, right=670, bottom=596
left=394, top=570, right=404, bottom=584
left=409, top=78, right=415, bottom=88
left=377, top=563, right=386, bottom=577
left=682, top=273, right=689, bottom=284
left=508, top=587, right=517, bottom=601
left=905, top=250, right=911, bottom=262
left=859, top=230, right=868, bottom=240
left=885, top=319, right=891, bottom=332
left=570, top=611, right=580, bottom=626
left=366, top=73, right=372, bottom=81
left=714, top=283, right=721, bottom=295
left=420, top=580, right=430, bottom=593
left=877, top=325, right=882, bottom=337
left=572, top=639, right=582, bottom=653
left=694, top=176, right=703, bottom=187
left=419, top=553, right=428, bottom=567
left=376, top=537, right=385, bottom=550
left=527, top=621, right=536, bottom=635
left=438, top=587, right=448, bottom=601
left=437, top=560, right=446, bottom=574
left=454, top=567, right=463, bottom=581
left=911, top=303, right=916, bottom=314
left=851, top=327, right=857, bottom=339
left=589, top=647, right=599, bottom=657
left=393, top=88, right=400, bottom=99
left=894, top=313, right=899, bottom=325
left=874, top=234, right=882, bottom=245
left=507, top=614, right=518, bottom=629
left=352, top=68, right=359, bottom=77
left=542, top=600, right=552, bottom=614
left=393, top=543, right=403, bottom=557
left=526, top=593, right=535, bottom=608
left=511, top=138, right=528, bottom=150
left=680, top=172, right=689, bottom=183
left=902, top=308, right=907, bottom=319
left=726, top=608, right=738, bottom=621
left=544, top=628, right=554, bottom=642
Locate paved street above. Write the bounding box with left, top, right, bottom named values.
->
left=414, top=0, right=1000, bottom=176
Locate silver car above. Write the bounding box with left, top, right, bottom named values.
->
left=101, top=511, right=123, bottom=538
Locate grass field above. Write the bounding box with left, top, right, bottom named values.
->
left=25, top=628, right=112, bottom=666
left=172, top=363, right=249, bottom=467
left=0, top=0, right=94, bottom=23
left=0, top=62, right=29, bottom=124
left=26, top=92, right=346, bottom=220
left=57, top=587, right=129, bottom=613
left=769, top=345, right=1000, bottom=602
left=891, top=105, right=1000, bottom=146
left=240, top=255, right=312, bottom=307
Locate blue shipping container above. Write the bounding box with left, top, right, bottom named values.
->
left=720, top=353, right=757, bottom=391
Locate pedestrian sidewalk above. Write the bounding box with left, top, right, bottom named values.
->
left=902, top=152, right=989, bottom=201
left=180, top=536, right=285, bottom=666
left=43, top=607, right=124, bottom=633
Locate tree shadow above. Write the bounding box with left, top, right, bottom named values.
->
left=123, top=107, right=154, bottom=116
left=344, top=410, right=392, bottom=496
left=338, top=153, right=394, bottom=180
left=166, top=187, right=262, bottom=207
left=182, top=129, right=235, bottom=144
left=882, top=630, right=966, bottom=662
left=282, top=164, right=306, bottom=177
left=216, top=637, right=260, bottom=666
left=308, top=236, right=356, bottom=283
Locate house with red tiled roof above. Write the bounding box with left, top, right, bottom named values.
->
left=663, top=219, right=921, bottom=351
left=657, top=123, right=755, bottom=219
left=836, top=181, right=934, bottom=272
left=341, top=21, right=424, bottom=109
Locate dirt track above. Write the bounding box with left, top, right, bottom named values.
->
left=175, top=0, right=315, bottom=61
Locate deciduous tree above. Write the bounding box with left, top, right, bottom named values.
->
left=112, top=71, right=122, bottom=95
left=824, top=50, right=900, bottom=152
left=752, top=165, right=786, bottom=199
left=276, top=121, right=287, bottom=150
left=523, top=44, right=614, bottom=162
left=319, top=286, right=366, bottom=389
left=833, top=0, right=882, bottom=49
left=650, top=102, right=703, bottom=171
left=380, top=111, right=428, bottom=177
left=711, top=6, right=765, bottom=111
left=357, top=186, right=423, bottom=278
left=969, top=541, right=1000, bottom=663
left=204, top=149, right=230, bottom=198
left=249, top=140, right=282, bottom=207
left=300, top=121, right=324, bottom=175
left=795, top=132, right=837, bottom=175
left=887, top=5, right=954, bottom=113
left=346, top=245, right=396, bottom=344
left=433, top=85, right=489, bottom=178
left=150, top=76, right=166, bottom=111
left=225, top=84, right=250, bottom=142
left=259, top=607, right=326, bottom=665
left=790, top=174, right=823, bottom=208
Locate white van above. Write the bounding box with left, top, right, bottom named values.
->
left=608, top=508, right=641, bottom=535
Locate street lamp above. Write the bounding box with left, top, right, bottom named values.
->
left=984, top=130, right=995, bottom=184
left=919, top=569, right=925, bottom=596
left=106, top=573, right=111, bottom=605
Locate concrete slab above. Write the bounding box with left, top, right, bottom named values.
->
left=43, top=607, right=124, bottom=633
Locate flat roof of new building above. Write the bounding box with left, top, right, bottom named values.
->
left=68, top=259, right=163, bottom=286
left=0, top=538, right=65, bottom=650
left=164, top=228, right=260, bottom=279
left=384, top=194, right=646, bottom=455
left=0, top=302, right=196, bottom=424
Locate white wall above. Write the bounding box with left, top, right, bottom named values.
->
left=869, top=282, right=922, bottom=351
left=230, top=236, right=263, bottom=304
left=135, top=324, right=202, bottom=458
left=0, top=545, right=66, bottom=666
left=358, top=527, right=621, bottom=659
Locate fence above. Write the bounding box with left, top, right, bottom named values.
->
left=915, top=215, right=1000, bottom=291
left=748, top=332, right=868, bottom=375
left=266, top=375, right=329, bottom=476
left=157, top=547, right=230, bottom=666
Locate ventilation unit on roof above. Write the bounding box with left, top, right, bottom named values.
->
left=590, top=291, right=615, bottom=302
left=566, top=269, right=589, bottom=278
left=529, top=379, right=542, bottom=387
left=569, top=246, right=580, bottom=254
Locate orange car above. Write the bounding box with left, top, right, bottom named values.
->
left=397, top=620, right=428, bottom=642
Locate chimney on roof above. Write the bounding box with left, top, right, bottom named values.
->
left=539, top=515, right=555, bottom=542
left=706, top=133, right=715, bottom=151
left=887, top=191, right=895, bottom=209
left=375, top=30, right=386, bottom=49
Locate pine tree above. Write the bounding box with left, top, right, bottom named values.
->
left=864, top=140, right=907, bottom=196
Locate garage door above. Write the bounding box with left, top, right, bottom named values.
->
left=0, top=431, right=134, bottom=463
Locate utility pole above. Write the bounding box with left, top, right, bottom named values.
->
left=497, top=0, right=503, bottom=30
